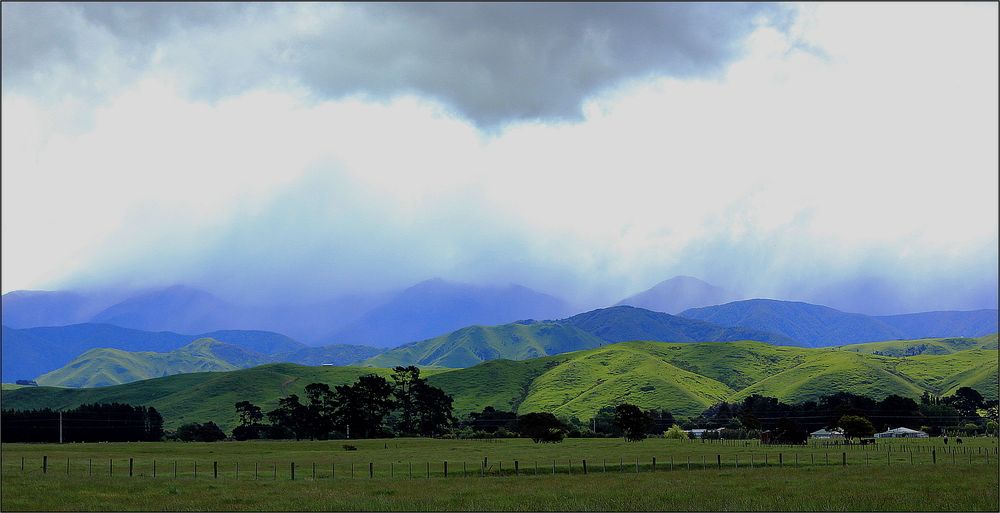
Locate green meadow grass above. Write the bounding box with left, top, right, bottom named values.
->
left=2, top=438, right=997, bottom=511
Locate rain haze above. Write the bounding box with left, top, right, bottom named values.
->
left=2, top=2, right=998, bottom=315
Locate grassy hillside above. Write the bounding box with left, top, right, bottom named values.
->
left=363, top=322, right=606, bottom=368
left=562, top=306, right=794, bottom=345
left=34, top=339, right=270, bottom=388
left=680, top=299, right=900, bottom=346
left=835, top=334, right=998, bottom=356
left=5, top=338, right=996, bottom=432
left=363, top=306, right=792, bottom=368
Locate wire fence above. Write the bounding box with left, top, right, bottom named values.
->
left=3, top=445, right=996, bottom=481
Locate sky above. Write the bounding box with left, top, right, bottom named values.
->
left=2, top=2, right=998, bottom=314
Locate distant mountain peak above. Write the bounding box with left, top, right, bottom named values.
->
left=615, top=276, right=741, bottom=314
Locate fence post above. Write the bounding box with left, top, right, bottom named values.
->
left=130, top=458, right=134, bottom=477
left=291, top=462, right=295, bottom=480
left=426, top=462, right=429, bottom=478
left=842, top=453, right=846, bottom=466
left=89, top=458, right=93, bottom=477
left=153, top=460, right=156, bottom=478
left=653, top=457, right=656, bottom=472
left=314, top=462, right=317, bottom=480
left=779, top=453, right=782, bottom=467
left=43, top=455, right=47, bottom=474
left=255, top=462, right=258, bottom=480
left=66, top=457, right=70, bottom=475
left=213, top=461, right=217, bottom=479
left=236, top=462, right=239, bottom=480
left=717, top=454, right=721, bottom=469
left=514, top=460, right=518, bottom=476
left=195, top=461, right=197, bottom=478
left=21, top=457, right=24, bottom=472
left=932, top=449, right=936, bottom=464
left=583, top=459, right=587, bottom=474
left=173, top=461, right=176, bottom=478
left=111, top=459, right=114, bottom=476
left=369, top=462, right=373, bottom=479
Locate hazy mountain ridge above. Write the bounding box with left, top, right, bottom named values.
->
left=325, top=279, right=575, bottom=348
left=615, top=276, right=741, bottom=314
left=34, top=338, right=270, bottom=388
left=679, top=299, right=998, bottom=346
left=0, top=323, right=319, bottom=381
left=362, top=306, right=795, bottom=368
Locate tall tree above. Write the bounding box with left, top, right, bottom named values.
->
left=304, top=383, right=336, bottom=439
left=517, top=412, right=566, bottom=443
left=413, top=381, right=455, bottom=436
left=391, top=366, right=422, bottom=434
left=838, top=415, right=874, bottom=441
left=234, top=401, right=263, bottom=427
left=267, top=394, right=308, bottom=440
left=613, top=403, right=652, bottom=442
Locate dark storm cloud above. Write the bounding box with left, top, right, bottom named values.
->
left=1, top=2, right=790, bottom=127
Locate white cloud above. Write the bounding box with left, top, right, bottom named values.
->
left=1, top=3, right=996, bottom=312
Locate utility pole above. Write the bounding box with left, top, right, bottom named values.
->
left=59, top=411, right=63, bottom=444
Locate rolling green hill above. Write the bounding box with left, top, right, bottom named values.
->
left=5, top=337, right=996, bottom=432
left=362, top=322, right=607, bottom=368
left=835, top=334, right=998, bottom=356
left=362, top=306, right=793, bottom=368
left=34, top=339, right=270, bottom=388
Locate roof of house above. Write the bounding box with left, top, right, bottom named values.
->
left=810, top=428, right=844, bottom=435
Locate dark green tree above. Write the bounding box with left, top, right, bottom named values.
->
left=838, top=415, right=874, bottom=441
left=944, top=387, right=985, bottom=418
left=517, top=412, right=566, bottom=443
left=304, top=383, right=336, bottom=439
left=413, top=381, right=455, bottom=436
left=267, top=394, right=309, bottom=440
left=235, top=401, right=263, bottom=427
left=391, top=366, right=422, bottom=434
left=613, top=403, right=652, bottom=442
left=176, top=421, right=226, bottom=442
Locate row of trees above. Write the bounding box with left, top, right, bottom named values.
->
left=0, top=403, right=164, bottom=443
left=230, top=366, right=455, bottom=440
left=687, top=388, right=998, bottom=443
left=458, top=404, right=665, bottom=443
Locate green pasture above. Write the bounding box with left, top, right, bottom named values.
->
left=1, top=438, right=998, bottom=511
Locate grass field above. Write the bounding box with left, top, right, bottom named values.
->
left=2, top=438, right=997, bottom=511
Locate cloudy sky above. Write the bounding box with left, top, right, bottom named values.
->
left=2, top=2, right=997, bottom=313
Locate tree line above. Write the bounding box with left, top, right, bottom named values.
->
left=222, top=366, right=455, bottom=440
left=0, top=403, right=163, bottom=443
left=685, top=387, right=997, bottom=444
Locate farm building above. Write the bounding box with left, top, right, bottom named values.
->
left=685, top=428, right=724, bottom=439
left=874, top=427, right=928, bottom=438
left=809, top=428, right=845, bottom=439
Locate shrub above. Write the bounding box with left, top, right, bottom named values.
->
left=664, top=425, right=689, bottom=439
left=176, top=421, right=226, bottom=442
left=517, top=412, right=567, bottom=443
left=342, top=444, right=358, bottom=451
